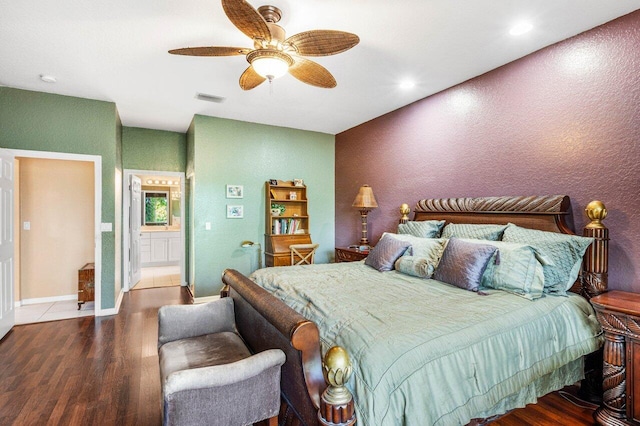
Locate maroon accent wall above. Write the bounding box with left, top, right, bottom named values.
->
left=336, top=10, right=640, bottom=292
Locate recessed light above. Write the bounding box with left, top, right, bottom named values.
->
left=399, top=80, right=416, bottom=90
left=509, top=22, right=533, bottom=36
left=40, top=74, right=57, bottom=83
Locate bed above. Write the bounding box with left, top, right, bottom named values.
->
left=221, top=195, right=609, bottom=426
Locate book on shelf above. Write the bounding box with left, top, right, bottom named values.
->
left=272, top=218, right=303, bottom=235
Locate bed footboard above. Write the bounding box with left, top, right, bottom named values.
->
left=221, top=269, right=355, bottom=426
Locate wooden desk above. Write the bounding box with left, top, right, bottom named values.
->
left=591, top=291, right=640, bottom=425
left=335, top=247, right=368, bottom=263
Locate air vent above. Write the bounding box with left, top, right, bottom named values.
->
left=195, top=93, right=226, bottom=103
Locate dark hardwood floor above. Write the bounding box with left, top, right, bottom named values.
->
left=0, top=286, right=597, bottom=425
left=0, top=286, right=190, bottom=425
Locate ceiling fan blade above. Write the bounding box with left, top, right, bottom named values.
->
left=289, top=57, right=336, bottom=88
left=168, top=46, right=250, bottom=56
left=239, top=66, right=266, bottom=90
left=285, top=30, right=359, bottom=56
left=222, top=0, right=271, bottom=42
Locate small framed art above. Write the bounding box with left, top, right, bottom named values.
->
left=293, top=178, right=304, bottom=187
left=226, top=184, right=243, bottom=199
left=227, top=205, right=244, bottom=219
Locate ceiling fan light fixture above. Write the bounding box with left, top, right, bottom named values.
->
left=247, top=49, right=293, bottom=80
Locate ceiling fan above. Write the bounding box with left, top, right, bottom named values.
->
left=169, top=0, right=359, bottom=90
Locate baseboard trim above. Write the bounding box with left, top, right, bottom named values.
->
left=16, top=294, right=77, bottom=307
left=193, top=295, right=221, bottom=304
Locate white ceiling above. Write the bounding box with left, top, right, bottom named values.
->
left=2, top=1, right=639, bottom=135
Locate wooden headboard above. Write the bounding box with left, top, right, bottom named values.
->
left=401, top=195, right=609, bottom=300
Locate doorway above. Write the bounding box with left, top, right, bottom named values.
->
left=12, top=149, right=102, bottom=321
left=122, top=169, right=185, bottom=292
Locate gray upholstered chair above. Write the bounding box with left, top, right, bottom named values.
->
left=158, top=298, right=285, bottom=426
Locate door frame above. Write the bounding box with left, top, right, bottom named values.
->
left=122, top=169, right=185, bottom=291
left=11, top=149, right=103, bottom=315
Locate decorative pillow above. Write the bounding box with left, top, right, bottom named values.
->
left=441, top=223, right=508, bottom=241
left=502, top=224, right=594, bottom=295
left=395, top=256, right=438, bottom=279
left=364, top=234, right=411, bottom=272
left=461, top=239, right=552, bottom=300
left=383, top=233, right=447, bottom=258
left=432, top=237, right=497, bottom=292
left=393, top=238, right=447, bottom=278
left=398, top=220, right=445, bottom=238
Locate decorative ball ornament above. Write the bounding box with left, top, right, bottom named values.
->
left=322, top=346, right=353, bottom=405
left=585, top=200, right=607, bottom=229
left=400, top=203, right=411, bottom=223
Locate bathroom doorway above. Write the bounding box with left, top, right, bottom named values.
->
left=122, top=169, right=185, bottom=292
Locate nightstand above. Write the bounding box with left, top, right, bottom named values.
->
left=591, top=291, right=640, bottom=425
left=335, top=247, right=369, bottom=263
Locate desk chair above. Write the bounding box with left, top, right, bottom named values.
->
left=289, top=243, right=319, bottom=265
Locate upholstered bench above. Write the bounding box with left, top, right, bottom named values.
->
left=158, top=298, right=285, bottom=426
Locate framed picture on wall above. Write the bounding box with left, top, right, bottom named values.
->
left=227, top=205, right=244, bottom=219
left=226, top=184, right=243, bottom=199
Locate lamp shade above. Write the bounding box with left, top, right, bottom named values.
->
left=352, top=185, right=378, bottom=210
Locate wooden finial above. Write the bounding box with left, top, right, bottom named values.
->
left=318, top=346, right=355, bottom=426
left=585, top=200, right=607, bottom=229
left=399, top=203, right=410, bottom=224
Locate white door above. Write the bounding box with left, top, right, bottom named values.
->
left=130, top=175, right=142, bottom=287
left=0, top=150, right=15, bottom=340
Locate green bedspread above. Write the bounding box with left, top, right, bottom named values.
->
left=250, top=262, right=603, bottom=426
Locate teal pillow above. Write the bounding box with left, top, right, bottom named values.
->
left=433, top=238, right=497, bottom=292
left=398, top=220, right=445, bottom=238
left=441, top=223, right=508, bottom=241
left=383, top=233, right=447, bottom=257
left=393, top=238, right=447, bottom=279
left=502, top=224, right=593, bottom=295
left=461, top=239, right=552, bottom=300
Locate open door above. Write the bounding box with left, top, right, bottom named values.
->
left=0, top=149, right=15, bottom=340
left=129, top=175, right=142, bottom=288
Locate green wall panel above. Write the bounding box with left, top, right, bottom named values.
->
left=122, top=126, right=186, bottom=172
left=0, top=87, right=119, bottom=309
left=191, top=115, right=335, bottom=297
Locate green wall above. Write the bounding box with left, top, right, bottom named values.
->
left=122, top=126, right=187, bottom=171
left=0, top=87, right=120, bottom=309
left=191, top=115, right=335, bottom=297
left=122, top=125, right=190, bottom=287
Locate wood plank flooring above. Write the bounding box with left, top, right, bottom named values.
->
left=0, top=286, right=598, bottom=425
left=0, top=286, right=189, bottom=425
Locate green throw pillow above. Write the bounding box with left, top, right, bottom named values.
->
left=502, top=224, right=593, bottom=296
left=441, top=223, right=508, bottom=241
left=461, top=239, right=552, bottom=300
left=393, top=237, right=447, bottom=279
left=398, top=220, right=445, bottom=238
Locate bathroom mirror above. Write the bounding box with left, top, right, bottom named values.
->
left=143, top=191, right=169, bottom=225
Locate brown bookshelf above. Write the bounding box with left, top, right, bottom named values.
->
left=264, top=180, right=313, bottom=267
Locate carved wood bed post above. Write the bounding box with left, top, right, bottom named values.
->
left=319, top=347, right=356, bottom=426
left=579, top=201, right=609, bottom=404
left=581, top=200, right=609, bottom=298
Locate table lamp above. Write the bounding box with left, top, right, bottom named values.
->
left=352, top=185, right=378, bottom=248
